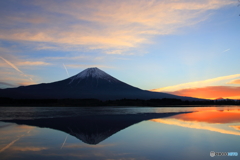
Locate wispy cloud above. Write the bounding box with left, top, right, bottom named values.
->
left=61, top=135, right=68, bottom=149
left=0, top=136, right=22, bottom=153
left=0, top=69, right=37, bottom=88
left=11, top=147, right=48, bottom=152
left=227, top=79, right=240, bottom=84
left=0, top=0, right=234, bottom=52
left=18, top=82, right=36, bottom=86
left=63, top=63, right=69, bottom=77
left=0, top=82, right=16, bottom=87
left=223, top=48, right=230, bottom=53
left=0, top=128, right=33, bottom=153
left=0, top=54, right=51, bottom=87
left=0, top=56, right=35, bottom=82
left=18, top=61, right=50, bottom=66
left=151, top=74, right=240, bottom=92
left=66, top=64, right=113, bottom=69
left=0, top=56, right=24, bottom=74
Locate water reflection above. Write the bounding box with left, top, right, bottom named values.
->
left=152, top=109, right=240, bottom=136
left=0, top=107, right=240, bottom=160
left=1, top=113, right=183, bottom=145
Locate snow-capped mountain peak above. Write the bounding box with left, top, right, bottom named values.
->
left=69, top=67, right=118, bottom=84
left=75, top=67, right=109, bottom=79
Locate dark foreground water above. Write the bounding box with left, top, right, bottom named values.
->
left=0, top=106, right=239, bottom=160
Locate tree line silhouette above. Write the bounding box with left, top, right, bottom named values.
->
left=0, top=97, right=239, bottom=107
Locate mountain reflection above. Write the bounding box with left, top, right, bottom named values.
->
left=1, top=113, right=184, bottom=145
left=152, top=109, right=240, bottom=136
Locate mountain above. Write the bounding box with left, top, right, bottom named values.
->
left=0, top=67, right=197, bottom=100
left=1, top=112, right=186, bottom=145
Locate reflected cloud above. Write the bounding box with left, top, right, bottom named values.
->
left=0, top=123, right=38, bottom=155
left=171, top=110, right=240, bottom=123
left=16, top=125, right=35, bottom=129
left=64, top=143, right=116, bottom=149
left=0, top=124, right=35, bottom=135
left=0, top=128, right=34, bottom=153
left=151, top=118, right=240, bottom=136
left=151, top=109, right=240, bottom=136
left=229, top=125, right=240, bottom=131
left=0, top=136, right=22, bottom=153
left=11, top=146, right=48, bottom=152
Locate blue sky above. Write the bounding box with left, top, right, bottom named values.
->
left=0, top=0, right=240, bottom=99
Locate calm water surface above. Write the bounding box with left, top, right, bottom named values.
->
left=0, top=106, right=239, bottom=160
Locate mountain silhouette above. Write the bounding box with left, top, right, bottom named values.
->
left=0, top=67, right=197, bottom=100
left=1, top=112, right=186, bottom=145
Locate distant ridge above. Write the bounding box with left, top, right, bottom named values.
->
left=0, top=67, right=198, bottom=101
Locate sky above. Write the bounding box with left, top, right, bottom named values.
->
left=0, top=0, right=240, bottom=99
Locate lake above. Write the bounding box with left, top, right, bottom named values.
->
left=0, top=106, right=239, bottom=160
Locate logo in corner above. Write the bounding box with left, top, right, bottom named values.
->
left=210, top=151, right=215, bottom=157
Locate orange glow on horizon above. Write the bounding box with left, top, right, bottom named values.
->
left=168, top=86, right=240, bottom=100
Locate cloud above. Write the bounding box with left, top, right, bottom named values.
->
left=223, top=48, right=230, bottom=53
left=18, top=82, right=36, bottom=86
left=0, top=82, right=16, bottom=87
left=0, top=0, right=234, bottom=51
left=0, top=56, right=24, bottom=74
left=0, top=55, right=50, bottom=87
left=45, top=55, right=89, bottom=60
left=106, top=50, right=125, bottom=55
left=63, top=64, right=69, bottom=77
left=66, top=64, right=113, bottom=69
left=0, top=76, right=29, bottom=82
left=17, top=61, right=50, bottom=66
left=150, top=74, right=240, bottom=92
left=0, top=56, right=37, bottom=82
left=105, top=49, right=137, bottom=55
left=168, top=86, right=240, bottom=99
left=227, top=79, right=240, bottom=84
left=0, top=71, right=36, bottom=88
